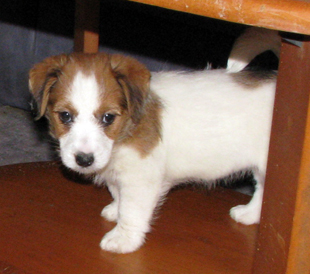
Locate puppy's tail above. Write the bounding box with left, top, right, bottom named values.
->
left=227, top=27, right=281, bottom=72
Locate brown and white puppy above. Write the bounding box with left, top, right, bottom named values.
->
left=29, top=28, right=279, bottom=253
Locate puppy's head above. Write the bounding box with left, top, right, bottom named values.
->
left=29, top=52, right=151, bottom=174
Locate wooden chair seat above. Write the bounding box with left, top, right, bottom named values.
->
left=130, top=0, right=310, bottom=35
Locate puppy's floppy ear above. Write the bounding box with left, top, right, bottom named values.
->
left=29, top=54, right=69, bottom=120
left=110, top=54, right=151, bottom=124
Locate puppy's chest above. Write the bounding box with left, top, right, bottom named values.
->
left=98, top=161, right=121, bottom=187
left=96, top=146, right=141, bottom=184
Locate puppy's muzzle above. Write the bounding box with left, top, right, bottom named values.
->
left=75, top=152, right=95, bottom=168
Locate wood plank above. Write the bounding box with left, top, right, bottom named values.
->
left=253, top=36, right=310, bottom=274
left=129, top=0, right=310, bottom=35
left=74, top=0, right=100, bottom=53
left=0, top=162, right=257, bottom=274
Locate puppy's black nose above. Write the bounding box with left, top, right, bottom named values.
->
left=75, top=153, right=94, bottom=167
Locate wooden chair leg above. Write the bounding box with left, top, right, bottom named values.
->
left=253, top=36, right=310, bottom=274
left=74, top=0, right=100, bottom=53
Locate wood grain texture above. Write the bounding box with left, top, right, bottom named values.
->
left=129, top=0, right=310, bottom=35
left=0, top=162, right=257, bottom=274
left=253, top=37, right=310, bottom=274
left=284, top=37, right=310, bottom=274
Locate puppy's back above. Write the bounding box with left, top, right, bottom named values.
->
left=151, top=69, right=276, bottom=182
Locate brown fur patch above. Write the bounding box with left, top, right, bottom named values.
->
left=108, top=54, right=162, bottom=156
left=29, top=54, right=70, bottom=119
left=115, top=91, right=163, bottom=157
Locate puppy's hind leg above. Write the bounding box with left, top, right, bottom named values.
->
left=230, top=169, right=264, bottom=225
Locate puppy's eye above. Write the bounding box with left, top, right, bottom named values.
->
left=102, top=113, right=116, bottom=126
left=59, top=111, right=73, bottom=124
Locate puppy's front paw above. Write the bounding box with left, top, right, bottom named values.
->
left=100, top=226, right=146, bottom=253
left=101, top=201, right=118, bottom=222
left=230, top=204, right=260, bottom=225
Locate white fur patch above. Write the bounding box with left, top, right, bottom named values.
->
left=59, top=71, right=114, bottom=174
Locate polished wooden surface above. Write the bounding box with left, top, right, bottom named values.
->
left=253, top=37, right=310, bottom=274
left=129, top=0, right=310, bottom=35
left=0, top=162, right=257, bottom=274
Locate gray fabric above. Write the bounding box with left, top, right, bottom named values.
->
left=0, top=0, right=74, bottom=110
left=0, top=106, right=55, bottom=166
left=0, top=23, right=73, bottom=110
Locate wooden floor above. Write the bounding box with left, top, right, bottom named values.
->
left=0, top=162, right=258, bottom=274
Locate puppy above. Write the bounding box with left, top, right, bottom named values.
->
left=29, top=28, right=280, bottom=253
